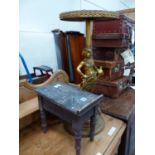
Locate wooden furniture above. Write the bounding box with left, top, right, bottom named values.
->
left=91, top=14, right=134, bottom=98
left=60, top=10, right=119, bottom=51
left=52, top=29, right=68, bottom=72
left=100, top=88, right=135, bottom=155
left=52, top=29, right=84, bottom=84
left=20, top=114, right=126, bottom=155
left=24, top=69, right=69, bottom=89
left=33, top=65, right=53, bottom=78
left=60, top=10, right=120, bottom=136
left=65, top=31, right=85, bottom=83
left=91, top=76, right=129, bottom=98
left=94, top=60, right=124, bottom=81
left=19, top=80, right=38, bottom=130
left=92, top=47, right=123, bottom=61
left=19, top=70, right=69, bottom=130
left=20, top=97, right=38, bottom=119
left=35, top=82, right=103, bottom=155
left=92, top=15, right=134, bottom=48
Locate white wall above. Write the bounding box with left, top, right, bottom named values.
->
left=19, top=0, right=134, bottom=75
left=81, top=0, right=134, bottom=11
left=19, top=0, right=82, bottom=75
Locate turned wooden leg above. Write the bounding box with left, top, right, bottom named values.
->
left=90, top=107, right=96, bottom=141
left=74, top=129, right=82, bottom=155
left=38, top=96, right=48, bottom=133
left=72, top=122, right=82, bottom=155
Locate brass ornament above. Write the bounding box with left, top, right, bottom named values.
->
left=77, top=48, right=103, bottom=91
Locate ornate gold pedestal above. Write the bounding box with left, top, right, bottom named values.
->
left=60, top=10, right=119, bottom=136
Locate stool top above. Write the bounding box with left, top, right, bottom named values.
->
left=60, top=10, right=119, bottom=21
left=33, top=65, right=53, bottom=72
left=35, top=82, right=103, bottom=114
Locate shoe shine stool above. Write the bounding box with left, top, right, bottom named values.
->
left=35, top=82, right=103, bottom=155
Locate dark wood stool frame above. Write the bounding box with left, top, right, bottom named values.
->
left=38, top=94, right=102, bottom=155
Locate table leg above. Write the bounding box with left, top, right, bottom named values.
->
left=38, top=96, right=48, bottom=133
left=90, top=107, right=96, bottom=141
left=75, top=129, right=82, bottom=155
left=72, top=123, right=82, bottom=155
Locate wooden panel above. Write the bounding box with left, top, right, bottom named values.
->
left=19, top=79, right=28, bottom=87
left=65, top=31, right=85, bottom=84
left=20, top=114, right=126, bottom=155
left=100, top=88, right=135, bottom=155
left=52, top=29, right=85, bottom=84
left=19, top=111, right=39, bottom=130
left=52, top=29, right=69, bottom=72
left=19, top=86, right=37, bottom=104
left=19, top=97, right=39, bottom=119
left=104, top=125, right=125, bottom=155
left=91, top=76, right=129, bottom=98
left=100, top=88, right=135, bottom=121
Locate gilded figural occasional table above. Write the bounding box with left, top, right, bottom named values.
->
left=60, top=10, right=119, bottom=89
left=60, top=10, right=119, bottom=135
left=35, top=82, right=103, bottom=155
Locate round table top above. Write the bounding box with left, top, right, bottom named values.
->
left=60, top=10, right=119, bottom=21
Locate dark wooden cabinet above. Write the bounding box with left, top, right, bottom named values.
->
left=100, top=88, right=135, bottom=155
left=52, top=29, right=69, bottom=72
left=65, top=31, right=85, bottom=83
left=52, top=29, right=85, bottom=84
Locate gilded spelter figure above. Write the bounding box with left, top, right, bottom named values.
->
left=77, top=48, right=103, bottom=90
